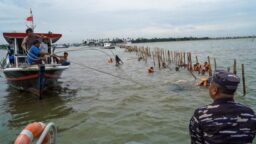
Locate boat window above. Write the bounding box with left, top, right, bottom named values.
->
left=16, top=38, right=25, bottom=55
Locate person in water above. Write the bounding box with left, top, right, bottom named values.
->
left=22, top=28, right=41, bottom=52
left=108, top=58, right=113, bottom=64
left=203, top=61, right=210, bottom=72
left=193, top=63, right=201, bottom=71
left=162, top=62, right=167, bottom=68
left=189, top=70, right=256, bottom=144
left=115, top=55, right=123, bottom=65
left=196, top=76, right=211, bottom=87
left=175, top=66, right=179, bottom=71
left=53, top=52, right=70, bottom=66
left=200, top=62, right=207, bottom=75
left=148, top=67, right=154, bottom=73
left=27, top=40, right=49, bottom=65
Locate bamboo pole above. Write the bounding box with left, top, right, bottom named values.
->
left=190, top=53, right=193, bottom=70
left=196, top=56, right=198, bottom=64
left=168, top=50, right=170, bottom=62
left=207, top=56, right=212, bottom=76
left=227, top=67, right=230, bottom=72
left=214, top=58, right=217, bottom=71
left=183, top=52, right=186, bottom=67
left=153, top=53, right=155, bottom=67
left=171, top=51, right=173, bottom=62
left=187, top=52, right=190, bottom=70
left=166, top=50, right=168, bottom=62
left=233, top=59, right=237, bottom=75
left=180, top=52, right=183, bottom=66
left=158, top=50, right=161, bottom=69
left=242, top=64, right=246, bottom=96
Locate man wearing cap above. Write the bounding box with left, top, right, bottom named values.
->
left=189, top=70, right=256, bottom=144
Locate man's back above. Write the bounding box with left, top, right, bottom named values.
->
left=27, top=45, right=41, bottom=64
left=190, top=98, right=256, bottom=144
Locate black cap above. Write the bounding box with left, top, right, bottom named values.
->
left=212, top=70, right=240, bottom=91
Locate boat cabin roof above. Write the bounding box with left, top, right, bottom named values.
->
left=3, top=32, right=62, bottom=44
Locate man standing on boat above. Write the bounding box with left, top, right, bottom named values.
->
left=189, top=70, right=256, bottom=144
left=21, top=28, right=40, bottom=52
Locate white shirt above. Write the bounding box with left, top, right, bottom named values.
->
left=39, top=42, right=48, bottom=53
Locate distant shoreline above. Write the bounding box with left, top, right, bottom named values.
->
left=130, top=36, right=256, bottom=43
left=0, top=45, right=8, bottom=50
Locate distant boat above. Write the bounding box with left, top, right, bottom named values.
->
left=53, top=44, right=69, bottom=49
left=102, top=43, right=115, bottom=49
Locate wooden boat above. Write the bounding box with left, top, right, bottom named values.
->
left=2, top=32, right=69, bottom=98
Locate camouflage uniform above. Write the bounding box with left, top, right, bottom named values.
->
left=189, top=98, right=256, bottom=144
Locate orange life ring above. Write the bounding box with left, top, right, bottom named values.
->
left=14, top=122, right=49, bottom=144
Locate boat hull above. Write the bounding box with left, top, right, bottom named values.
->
left=3, top=65, right=68, bottom=95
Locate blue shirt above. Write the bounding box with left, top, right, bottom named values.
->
left=27, top=45, right=41, bottom=64
left=189, top=98, right=256, bottom=144
left=8, top=48, right=14, bottom=60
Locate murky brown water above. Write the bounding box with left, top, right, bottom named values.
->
left=0, top=39, right=256, bottom=144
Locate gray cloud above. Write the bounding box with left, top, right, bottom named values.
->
left=0, top=0, right=256, bottom=43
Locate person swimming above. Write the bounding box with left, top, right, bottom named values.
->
left=162, top=62, right=167, bottom=68
left=193, top=63, right=200, bottom=71
left=203, top=61, right=210, bottom=72
left=196, top=76, right=212, bottom=87
left=115, top=55, right=123, bottom=66
left=175, top=66, right=179, bottom=71
left=108, top=58, right=113, bottom=64
left=148, top=67, right=154, bottom=73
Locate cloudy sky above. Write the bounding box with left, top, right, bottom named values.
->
left=0, top=0, right=256, bottom=43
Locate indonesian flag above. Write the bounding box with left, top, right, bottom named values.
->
left=26, top=16, right=33, bottom=22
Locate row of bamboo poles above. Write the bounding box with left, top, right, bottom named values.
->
left=119, top=45, right=247, bottom=96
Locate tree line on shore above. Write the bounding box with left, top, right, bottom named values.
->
left=85, top=35, right=256, bottom=44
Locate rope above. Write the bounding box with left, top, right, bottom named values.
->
left=55, top=47, right=143, bottom=85
left=188, top=70, right=197, bottom=80
left=109, top=49, right=116, bottom=56
left=71, top=61, right=143, bottom=86
left=55, top=47, right=115, bottom=58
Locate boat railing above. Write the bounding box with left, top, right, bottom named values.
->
left=11, top=54, right=61, bottom=68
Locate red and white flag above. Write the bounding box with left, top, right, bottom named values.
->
left=26, top=16, right=33, bottom=22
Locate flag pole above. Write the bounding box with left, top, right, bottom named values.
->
left=30, top=8, right=35, bottom=30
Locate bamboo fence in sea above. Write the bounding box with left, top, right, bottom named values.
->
left=118, top=44, right=247, bottom=96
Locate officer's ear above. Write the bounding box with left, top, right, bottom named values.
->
left=212, top=86, right=219, bottom=96
left=209, top=82, right=218, bottom=97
